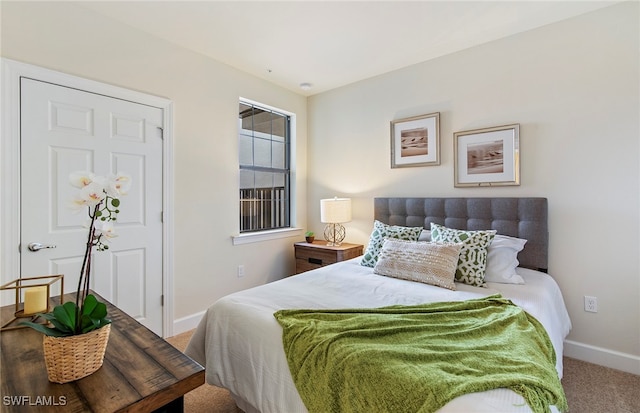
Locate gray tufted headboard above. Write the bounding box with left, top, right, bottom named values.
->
left=374, top=197, right=548, bottom=272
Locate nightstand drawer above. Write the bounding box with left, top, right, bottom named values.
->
left=295, top=258, right=324, bottom=273
left=295, top=247, right=340, bottom=266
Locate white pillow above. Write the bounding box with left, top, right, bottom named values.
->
left=484, top=235, right=527, bottom=284
left=418, top=229, right=431, bottom=242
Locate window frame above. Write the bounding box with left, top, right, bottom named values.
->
left=233, top=98, right=301, bottom=245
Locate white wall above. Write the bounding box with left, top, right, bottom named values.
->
left=307, top=2, right=639, bottom=371
left=0, top=2, right=308, bottom=328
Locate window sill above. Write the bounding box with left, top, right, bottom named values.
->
left=232, top=227, right=303, bottom=245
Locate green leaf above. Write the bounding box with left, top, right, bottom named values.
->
left=19, top=321, right=70, bottom=337
left=80, top=314, right=94, bottom=332
left=52, top=302, right=77, bottom=331
left=38, top=312, right=57, bottom=322
left=39, top=313, right=73, bottom=333
left=91, top=301, right=108, bottom=320
left=80, top=314, right=111, bottom=334
left=81, top=317, right=100, bottom=334
left=79, top=296, right=110, bottom=333
left=50, top=319, right=73, bottom=333
left=82, top=294, right=98, bottom=316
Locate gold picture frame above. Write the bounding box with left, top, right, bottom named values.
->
left=390, top=112, right=440, bottom=168
left=454, top=124, right=520, bottom=187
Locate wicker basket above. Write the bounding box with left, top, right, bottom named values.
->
left=42, top=324, right=111, bottom=383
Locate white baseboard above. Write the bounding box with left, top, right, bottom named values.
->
left=172, top=310, right=206, bottom=337
left=564, top=340, right=640, bottom=375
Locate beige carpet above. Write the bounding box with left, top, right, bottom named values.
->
left=167, top=331, right=242, bottom=413
left=167, top=330, right=640, bottom=413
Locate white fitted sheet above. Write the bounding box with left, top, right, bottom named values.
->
left=185, top=258, right=571, bottom=413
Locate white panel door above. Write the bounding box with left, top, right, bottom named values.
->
left=20, top=78, right=164, bottom=335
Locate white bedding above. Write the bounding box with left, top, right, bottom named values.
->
left=185, top=258, right=571, bottom=413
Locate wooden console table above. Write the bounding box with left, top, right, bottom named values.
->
left=0, top=292, right=204, bottom=412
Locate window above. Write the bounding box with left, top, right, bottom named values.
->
left=238, top=100, right=291, bottom=233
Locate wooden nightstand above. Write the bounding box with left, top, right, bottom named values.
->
left=294, top=240, right=364, bottom=274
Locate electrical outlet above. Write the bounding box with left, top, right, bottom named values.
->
left=237, top=265, right=245, bottom=278
left=584, top=296, right=598, bottom=313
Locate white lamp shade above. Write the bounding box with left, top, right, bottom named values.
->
left=320, top=198, right=352, bottom=223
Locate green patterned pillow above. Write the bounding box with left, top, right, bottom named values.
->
left=430, top=223, right=496, bottom=287
left=360, top=220, right=423, bottom=267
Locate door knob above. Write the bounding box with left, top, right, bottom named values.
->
left=27, top=242, right=57, bottom=252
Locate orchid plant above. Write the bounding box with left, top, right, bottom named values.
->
left=23, top=172, right=131, bottom=337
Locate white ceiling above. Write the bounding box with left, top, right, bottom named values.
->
left=78, top=1, right=618, bottom=96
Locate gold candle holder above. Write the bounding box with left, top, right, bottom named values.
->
left=0, top=274, right=64, bottom=331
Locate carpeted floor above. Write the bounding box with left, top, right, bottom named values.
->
left=167, top=331, right=242, bottom=413
left=167, top=330, right=640, bottom=413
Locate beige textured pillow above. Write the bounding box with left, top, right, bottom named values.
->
left=373, top=239, right=462, bottom=290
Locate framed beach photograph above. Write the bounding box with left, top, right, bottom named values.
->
left=390, top=112, right=440, bottom=168
left=454, top=124, right=520, bottom=187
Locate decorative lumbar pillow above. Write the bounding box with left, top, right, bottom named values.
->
left=430, top=223, right=496, bottom=287
left=484, top=235, right=527, bottom=284
left=360, top=221, right=423, bottom=267
left=373, top=239, right=462, bottom=290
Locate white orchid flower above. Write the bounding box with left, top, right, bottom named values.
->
left=80, top=181, right=107, bottom=207
left=106, top=173, right=132, bottom=197
left=70, top=171, right=111, bottom=189
left=69, top=196, right=90, bottom=211
left=91, top=174, right=109, bottom=189
left=95, top=220, right=118, bottom=239
left=69, top=171, right=94, bottom=188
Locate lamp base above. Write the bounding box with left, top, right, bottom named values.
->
left=323, top=223, right=346, bottom=246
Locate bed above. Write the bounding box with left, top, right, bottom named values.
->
left=186, top=197, right=572, bottom=413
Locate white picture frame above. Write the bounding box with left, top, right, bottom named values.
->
left=454, top=124, right=520, bottom=187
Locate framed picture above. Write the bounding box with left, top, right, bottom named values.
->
left=454, top=124, right=520, bottom=187
left=390, top=112, right=440, bottom=168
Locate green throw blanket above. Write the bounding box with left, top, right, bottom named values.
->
left=274, top=295, right=567, bottom=413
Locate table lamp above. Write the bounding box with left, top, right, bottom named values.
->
left=320, top=197, right=352, bottom=246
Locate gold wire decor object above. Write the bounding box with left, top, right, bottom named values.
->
left=43, top=324, right=111, bottom=383
left=323, top=223, right=346, bottom=246
left=0, top=274, right=64, bottom=331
